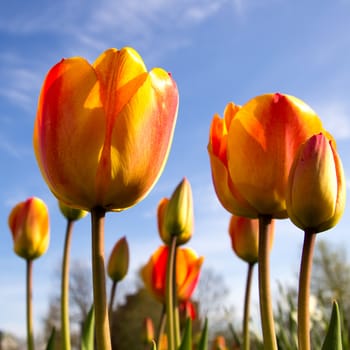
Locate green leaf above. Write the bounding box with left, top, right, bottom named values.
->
left=321, top=301, right=342, bottom=350
left=45, top=328, right=56, bottom=350
left=81, top=305, right=95, bottom=350
left=197, top=318, right=208, bottom=350
left=178, top=318, right=192, bottom=350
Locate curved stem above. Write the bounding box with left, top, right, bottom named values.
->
left=165, top=236, right=178, bottom=350
left=108, top=281, right=117, bottom=330
left=258, top=215, right=277, bottom=350
left=61, top=219, right=74, bottom=350
left=298, top=230, right=316, bottom=350
left=242, top=262, right=255, bottom=350
left=26, top=259, right=35, bottom=350
left=91, top=207, right=112, bottom=350
left=156, top=305, right=166, bottom=349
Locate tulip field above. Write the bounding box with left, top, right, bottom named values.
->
left=4, top=43, right=347, bottom=350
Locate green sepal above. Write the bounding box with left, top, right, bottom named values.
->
left=178, top=318, right=192, bottom=350
left=197, top=318, right=208, bottom=350
left=321, top=301, right=342, bottom=350
left=81, top=306, right=95, bottom=350
left=45, top=328, right=56, bottom=350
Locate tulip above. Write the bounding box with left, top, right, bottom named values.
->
left=208, top=93, right=329, bottom=350
left=141, top=246, right=203, bottom=302
left=229, top=216, right=259, bottom=264
left=211, top=335, right=228, bottom=350
left=8, top=197, right=50, bottom=260
left=59, top=201, right=87, bottom=222
left=107, top=236, right=129, bottom=282
left=33, top=47, right=179, bottom=212
left=208, top=93, right=329, bottom=218
left=8, top=197, right=50, bottom=350
left=142, top=317, right=155, bottom=345
left=107, top=237, right=129, bottom=330
left=286, top=133, right=345, bottom=233
left=158, top=178, right=193, bottom=245
left=34, top=47, right=178, bottom=350
left=286, top=133, right=346, bottom=350
left=229, top=216, right=275, bottom=264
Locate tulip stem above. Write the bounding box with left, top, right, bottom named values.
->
left=108, top=281, right=117, bottom=330
left=61, top=219, right=74, bottom=350
left=91, top=207, right=112, bottom=350
left=26, top=259, right=35, bottom=350
left=156, top=305, right=166, bottom=349
left=298, top=229, right=316, bottom=350
left=172, top=242, right=181, bottom=346
left=165, top=236, right=178, bottom=350
left=258, top=215, right=277, bottom=350
left=243, top=262, right=255, bottom=350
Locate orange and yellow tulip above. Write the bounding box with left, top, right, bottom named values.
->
left=286, top=133, right=346, bottom=233
left=228, top=215, right=274, bottom=264
left=141, top=245, right=203, bottom=302
left=208, top=93, right=329, bottom=218
left=158, top=178, right=193, bottom=245
left=34, top=47, right=179, bottom=211
left=8, top=197, right=50, bottom=260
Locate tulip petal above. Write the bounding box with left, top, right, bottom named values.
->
left=208, top=146, right=257, bottom=217
left=100, top=67, right=178, bottom=210
left=34, top=57, right=105, bottom=208
left=176, top=249, right=204, bottom=300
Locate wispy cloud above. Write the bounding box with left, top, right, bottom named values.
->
left=315, top=100, right=350, bottom=140
left=0, top=60, right=43, bottom=112
left=0, top=134, right=30, bottom=159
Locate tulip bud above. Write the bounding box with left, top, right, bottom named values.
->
left=158, top=178, right=194, bottom=245
left=58, top=200, right=87, bottom=221
left=107, top=236, right=129, bottom=282
left=212, top=335, right=228, bottom=350
left=286, top=133, right=346, bottom=233
left=228, top=216, right=275, bottom=264
left=8, top=197, right=50, bottom=260
left=142, top=317, right=155, bottom=345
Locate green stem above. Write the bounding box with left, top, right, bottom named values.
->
left=26, top=259, right=35, bottom=350
left=243, top=262, right=255, bottom=350
left=108, top=281, right=117, bottom=330
left=156, top=305, right=166, bottom=349
left=165, top=236, right=178, bottom=350
left=91, top=207, right=112, bottom=350
left=298, top=230, right=316, bottom=350
left=172, top=241, right=180, bottom=347
left=61, top=219, right=74, bottom=350
left=258, top=215, right=277, bottom=350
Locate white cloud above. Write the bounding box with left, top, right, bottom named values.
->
left=315, top=100, right=350, bottom=140
left=0, top=66, right=42, bottom=111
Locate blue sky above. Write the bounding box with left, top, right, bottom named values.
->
left=1, top=0, right=350, bottom=339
